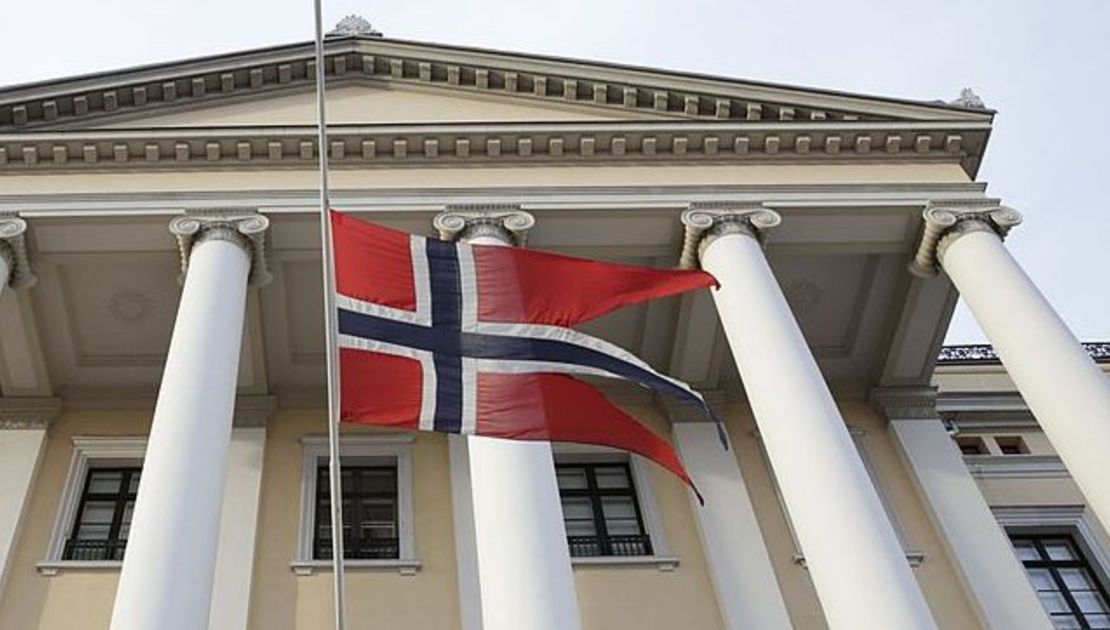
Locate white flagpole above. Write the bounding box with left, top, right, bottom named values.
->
left=311, top=2, right=348, bottom=629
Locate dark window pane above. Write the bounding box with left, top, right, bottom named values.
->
left=314, top=464, right=399, bottom=560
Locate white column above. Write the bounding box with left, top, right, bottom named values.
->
left=672, top=422, right=793, bottom=630
left=878, top=390, right=1052, bottom=630
left=208, top=425, right=268, bottom=630
left=682, top=207, right=938, bottom=630
left=110, top=215, right=268, bottom=630
left=0, top=422, right=49, bottom=597
left=436, top=210, right=582, bottom=630
left=919, top=205, right=1110, bottom=533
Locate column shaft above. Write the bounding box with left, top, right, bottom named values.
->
left=941, top=229, right=1110, bottom=532
left=110, top=237, right=251, bottom=630
left=0, top=253, right=9, bottom=300
left=456, top=230, right=582, bottom=630
left=891, top=417, right=1051, bottom=629
left=702, top=231, right=937, bottom=629
left=673, top=422, right=792, bottom=629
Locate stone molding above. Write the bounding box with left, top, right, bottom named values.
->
left=678, top=202, right=781, bottom=269
left=0, top=121, right=985, bottom=175
left=0, top=396, right=61, bottom=429
left=869, top=386, right=939, bottom=421
left=433, top=205, right=535, bottom=245
left=0, top=215, right=36, bottom=289
left=938, top=342, right=1110, bottom=365
left=169, top=212, right=272, bottom=287
left=909, top=200, right=1022, bottom=277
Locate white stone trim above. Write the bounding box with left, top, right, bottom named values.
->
left=0, top=428, right=47, bottom=593
left=40, top=436, right=147, bottom=567
left=994, top=505, right=1110, bottom=593
left=294, top=435, right=417, bottom=575
left=964, top=454, right=1069, bottom=479
left=550, top=443, right=676, bottom=570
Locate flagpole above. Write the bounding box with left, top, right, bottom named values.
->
left=312, top=2, right=348, bottom=629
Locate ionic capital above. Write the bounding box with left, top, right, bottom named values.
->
left=909, top=201, right=1022, bottom=277
left=169, top=212, right=272, bottom=286
left=433, top=204, right=535, bottom=245
left=869, top=386, right=940, bottom=422
left=0, top=215, right=37, bottom=289
left=0, top=397, right=61, bottom=430
left=679, top=203, right=782, bottom=269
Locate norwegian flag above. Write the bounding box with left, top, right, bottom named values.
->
left=332, top=210, right=722, bottom=496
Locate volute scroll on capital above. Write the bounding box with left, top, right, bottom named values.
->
left=909, top=201, right=1022, bottom=277
left=169, top=212, right=272, bottom=287
left=433, top=205, right=536, bottom=245
left=678, top=203, right=782, bottom=269
left=0, top=215, right=38, bottom=289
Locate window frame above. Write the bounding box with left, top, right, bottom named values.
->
left=1010, top=533, right=1110, bottom=629
left=294, top=435, right=418, bottom=575
left=551, top=444, right=677, bottom=570
left=996, top=506, right=1110, bottom=600
left=312, top=464, right=400, bottom=561
left=556, top=462, right=652, bottom=558
left=39, top=437, right=147, bottom=573
left=64, top=466, right=142, bottom=561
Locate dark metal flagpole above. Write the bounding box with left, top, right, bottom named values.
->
left=312, top=1, right=348, bottom=628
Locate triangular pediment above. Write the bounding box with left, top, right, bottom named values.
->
left=0, top=36, right=994, bottom=176
left=0, top=35, right=991, bottom=132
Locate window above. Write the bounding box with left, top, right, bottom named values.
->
left=294, top=435, right=417, bottom=574
left=1013, top=534, right=1110, bottom=629
left=314, top=465, right=399, bottom=560
left=996, top=436, right=1029, bottom=455
left=956, top=436, right=988, bottom=455
left=63, top=467, right=141, bottom=561
left=556, top=463, right=652, bottom=558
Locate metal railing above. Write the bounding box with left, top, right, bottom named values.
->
left=567, top=534, right=652, bottom=558
left=63, top=538, right=127, bottom=561
left=315, top=537, right=400, bottom=560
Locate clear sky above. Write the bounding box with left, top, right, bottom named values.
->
left=2, top=0, right=1106, bottom=343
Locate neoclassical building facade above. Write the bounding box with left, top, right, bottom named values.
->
left=0, top=21, right=1107, bottom=630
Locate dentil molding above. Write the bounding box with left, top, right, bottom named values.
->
left=0, top=396, right=61, bottom=429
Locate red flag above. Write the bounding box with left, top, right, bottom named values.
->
left=332, top=210, right=720, bottom=499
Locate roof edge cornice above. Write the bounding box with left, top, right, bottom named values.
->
left=0, top=37, right=992, bottom=136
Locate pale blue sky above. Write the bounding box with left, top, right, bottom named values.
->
left=2, top=0, right=1106, bottom=343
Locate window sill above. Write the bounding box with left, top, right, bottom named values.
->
left=37, top=560, right=122, bottom=575
left=570, top=555, right=679, bottom=571
left=290, top=559, right=421, bottom=576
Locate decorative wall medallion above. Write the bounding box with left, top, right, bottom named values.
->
left=108, top=290, right=153, bottom=325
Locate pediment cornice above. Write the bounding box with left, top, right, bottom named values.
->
left=0, top=36, right=991, bottom=135
left=0, top=118, right=989, bottom=175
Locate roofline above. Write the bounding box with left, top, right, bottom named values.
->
left=0, top=35, right=995, bottom=118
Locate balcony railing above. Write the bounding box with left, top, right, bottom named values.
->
left=315, top=537, right=400, bottom=560
left=567, top=534, right=653, bottom=558
left=63, top=538, right=127, bottom=561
